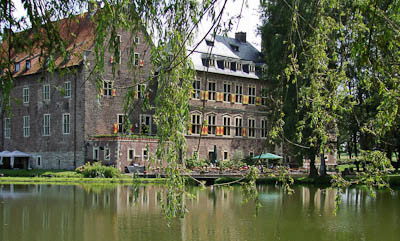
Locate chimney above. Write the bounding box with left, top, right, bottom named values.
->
left=235, top=32, right=246, bottom=43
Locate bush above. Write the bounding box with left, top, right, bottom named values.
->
left=76, top=162, right=120, bottom=178
left=219, top=159, right=246, bottom=170
left=185, top=157, right=209, bottom=169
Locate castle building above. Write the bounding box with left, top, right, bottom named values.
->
left=1, top=14, right=269, bottom=171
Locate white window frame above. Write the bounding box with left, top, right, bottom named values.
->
left=103, top=80, right=113, bottom=96
left=93, top=147, right=99, bottom=161
left=128, top=149, right=135, bottom=161
left=248, top=85, right=256, bottom=105
left=223, top=82, right=231, bottom=102
left=104, top=147, right=110, bottom=161
left=191, top=113, right=201, bottom=135
left=208, top=81, right=216, bottom=101
left=137, top=84, right=147, bottom=99
left=261, top=119, right=268, bottom=138
left=235, top=116, right=243, bottom=137
left=43, top=114, right=50, bottom=136
left=26, top=60, right=31, bottom=70
left=117, top=114, right=125, bottom=134
left=43, top=84, right=50, bottom=101
left=23, top=87, right=29, bottom=104
left=142, top=148, right=149, bottom=161
left=207, top=114, right=216, bottom=135
left=36, top=156, right=41, bottom=167
left=192, top=78, right=201, bottom=99
left=4, top=118, right=10, bottom=138
left=63, top=113, right=70, bottom=135
left=223, top=116, right=231, bottom=136
left=140, top=114, right=152, bottom=135
left=235, top=84, right=242, bottom=103
left=261, top=88, right=267, bottom=106
left=248, top=118, right=256, bottom=138
left=223, top=151, right=229, bottom=161
left=64, top=81, right=71, bottom=98
left=23, top=116, right=30, bottom=137
left=134, top=52, right=140, bottom=66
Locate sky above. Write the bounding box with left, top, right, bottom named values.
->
left=11, top=0, right=262, bottom=50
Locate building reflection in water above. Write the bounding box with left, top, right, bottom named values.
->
left=0, top=183, right=399, bottom=241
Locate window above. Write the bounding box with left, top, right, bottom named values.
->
left=208, top=81, right=216, bottom=100
left=64, top=81, right=71, bottom=98
left=249, top=152, right=254, bottom=157
left=261, top=88, right=267, bottom=106
left=43, top=114, right=50, bottom=136
left=15, top=63, right=20, bottom=72
left=235, top=117, right=242, bottom=137
left=134, top=53, right=140, bottom=66
left=191, top=113, right=201, bottom=134
left=230, top=61, right=236, bottom=71
left=248, top=118, right=255, bottom=137
left=134, top=36, right=139, bottom=44
left=223, top=83, right=231, bottom=102
left=137, top=84, right=146, bottom=99
left=43, top=84, right=50, bottom=101
left=207, top=115, right=216, bottom=135
left=36, top=156, right=41, bottom=166
left=202, top=58, right=215, bottom=67
left=223, top=116, right=231, bottom=136
left=192, top=79, right=201, bottom=99
left=93, top=147, right=99, bottom=161
left=249, top=85, right=256, bottom=105
left=103, top=80, right=113, bottom=96
left=235, top=84, right=242, bottom=103
left=261, top=119, right=268, bottom=138
left=117, top=114, right=125, bottom=133
left=63, top=113, right=70, bottom=134
left=142, top=149, right=149, bottom=161
left=243, top=64, right=249, bottom=73
left=23, top=116, right=30, bottom=137
left=217, top=60, right=224, bottom=69
left=128, top=149, right=135, bottom=161
left=230, top=44, right=239, bottom=51
left=23, top=87, right=29, bottom=104
left=140, top=114, right=152, bottom=135
left=223, top=151, right=229, bottom=161
left=104, top=148, right=110, bottom=160
left=26, top=60, right=31, bottom=70
left=4, top=118, right=10, bottom=138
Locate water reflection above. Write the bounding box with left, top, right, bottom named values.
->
left=0, top=184, right=399, bottom=241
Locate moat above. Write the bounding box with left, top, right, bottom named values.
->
left=0, top=184, right=399, bottom=241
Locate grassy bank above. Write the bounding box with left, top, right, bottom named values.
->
left=0, top=169, right=165, bottom=185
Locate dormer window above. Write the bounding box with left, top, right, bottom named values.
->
left=217, top=60, right=224, bottom=69
left=202, top=58, right=215, bottom=67
left=224, top=61, right=231, bottom=69
left=26, top=60, right=31, bottom=70
left=205, top=40, right=214, bottom=46
left=242, top=64, right=249, bottom=73
left=236, top=62, right=242, bottom=71
left=230, top=62, right=236, bottom=71
left=249, top=64, right=256, bottom=73
left=230, top=44, right=239, bottom=52
left=15, top=62, right=20, bottom=72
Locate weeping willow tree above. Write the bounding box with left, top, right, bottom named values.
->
left=1, top=0, right=262, bottom=220
left=260, top=0, right=400, bottom=203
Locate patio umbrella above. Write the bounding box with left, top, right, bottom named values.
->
left=251, top=153, right=283, bottom=168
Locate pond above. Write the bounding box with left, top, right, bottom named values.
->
left=0, top=184, right=399, bottom=241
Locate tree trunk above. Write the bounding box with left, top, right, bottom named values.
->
left=309, top=155, right=319, bottom=177
left=319, top=152, right=326, bottom=176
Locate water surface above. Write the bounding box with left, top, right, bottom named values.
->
left=0, top=184, right=399, bottom=241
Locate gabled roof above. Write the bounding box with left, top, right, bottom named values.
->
left=2, top=13, right=95, bottom=77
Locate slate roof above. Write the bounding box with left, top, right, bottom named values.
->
left=189, top=34, right=263, bottom=79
